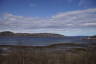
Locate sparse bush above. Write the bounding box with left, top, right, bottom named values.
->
left=0, top=45, right=96, bottom=64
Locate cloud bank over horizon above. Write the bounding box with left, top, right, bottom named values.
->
left=0, top=8, right=96, bottom=36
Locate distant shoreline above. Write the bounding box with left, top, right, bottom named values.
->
left=83, top=38, right=96, bottom=40
left=0, top=31, right=64, bottom=37
left=0, top=43, right=86, bottom=48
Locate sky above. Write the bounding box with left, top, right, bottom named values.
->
left=0, top=0, right=96, bottom=36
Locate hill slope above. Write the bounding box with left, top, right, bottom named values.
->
left=0, top=31, right=64, bottom=37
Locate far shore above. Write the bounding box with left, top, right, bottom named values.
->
left=0, top=43, right=90, bottom=48
left=82, top=38, right=96, bottom=40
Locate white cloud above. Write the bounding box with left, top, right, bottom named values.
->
left=82, top=23, right=96, bottom=26
left=52, top=8, right=96, bottom=19
left=0, top=8, right=96, bottom=34
left=51, top=8, right=96, bottom=28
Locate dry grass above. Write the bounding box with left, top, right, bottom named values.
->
left=0, top=44, right=96, bottom=64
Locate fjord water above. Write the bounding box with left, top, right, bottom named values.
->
left=0, top=36, right=91, bottom=46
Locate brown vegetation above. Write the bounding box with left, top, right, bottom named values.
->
left=0, top=44, right=96, bottom=64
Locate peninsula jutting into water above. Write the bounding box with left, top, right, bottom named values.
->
left=0, top=31, right=64, bottom=37
left=0, top=31, right=96, bottom=64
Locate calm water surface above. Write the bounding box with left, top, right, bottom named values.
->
left=0, top=36, right=94, bottom=46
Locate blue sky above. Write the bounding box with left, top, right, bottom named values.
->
left=0, top=0, right=96, bottom=36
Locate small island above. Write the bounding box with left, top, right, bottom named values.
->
left=0, top=31, right=64, bottom=37
left=90, top=35, right=96, bottom=38
left=82, top=35, right=96, bottom=40
left=88, top=35, right=96, bottom=40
